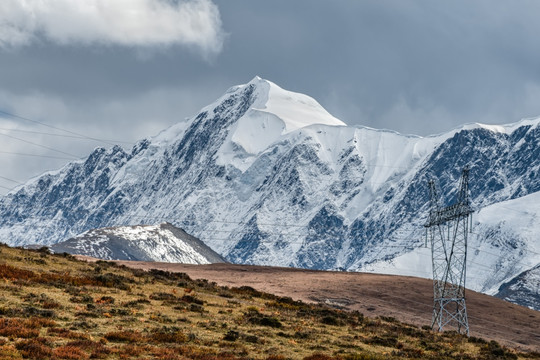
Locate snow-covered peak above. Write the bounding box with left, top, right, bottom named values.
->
left=149, top=76, right=346, bottom=155
left=247, top=76, right=346, bottom=133
left=51, top=222, right=227, bottom=264
left=216, top=77, right=348, bottom=167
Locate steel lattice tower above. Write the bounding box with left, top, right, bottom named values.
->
left=425, top=167, right=473, bottom=335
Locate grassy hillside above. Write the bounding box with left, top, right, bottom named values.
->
left=0, top=244, right=537, bottom=360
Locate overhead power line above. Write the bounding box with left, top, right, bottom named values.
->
left=0, top=109, right=128, bottom=146
left=0, top=151, right=75, bottom=160
left=0, top=132, right=79, bottom=158
left=0, top=175, right=23, bottom=185
left=0, top=127, right=133, bottom=144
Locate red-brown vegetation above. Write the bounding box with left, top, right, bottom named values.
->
left=15, top=337, right=52, bottom=359
left=53, top=345, right=90, bottom=360
left=0, top=319, right=39, bottom=339
left=104, top=330, right=144, bottom=343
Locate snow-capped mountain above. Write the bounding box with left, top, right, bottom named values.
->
left=0, top=76, right=538, bottom=307
left=364, top=191, right=540, bottom=309
left=50, top=222, right=226, bottom=264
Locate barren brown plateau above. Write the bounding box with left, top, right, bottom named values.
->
left=87, top=258, right=540, bottom=352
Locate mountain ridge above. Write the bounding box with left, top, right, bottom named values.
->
left=51, top=222, right=227, bottom=264
left=0, top=77, right=538, bottom=309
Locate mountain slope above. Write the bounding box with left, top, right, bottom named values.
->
left=0, top=76, right=539, bottom=305
left=364, top=190, right=540, bottom=309
left=497, top=264, right=540, bottom=311
left=1, top=245, right=536, bottom=358
left=50, top=222, right=226, bottom=264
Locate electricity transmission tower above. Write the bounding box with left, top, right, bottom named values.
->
left=424, top=167, right=473, bottom=335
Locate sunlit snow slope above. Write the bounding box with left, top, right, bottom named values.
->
left=51, top=222, right=226, bottom=264
left=364, top=192, right=540, bottom=308
left=0, top=76, right=539, bottom=308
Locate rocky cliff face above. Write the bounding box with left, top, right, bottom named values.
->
left=0, top=77, right=538, bottom=307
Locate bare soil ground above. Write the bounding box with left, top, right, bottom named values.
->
left=77, top=257, right=540, bottom=352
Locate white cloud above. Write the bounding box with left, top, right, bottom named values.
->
left=0, top=0, right=224, bottom=56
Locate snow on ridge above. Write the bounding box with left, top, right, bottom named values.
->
left=426, top=116, right=540, bottom=140
left=126, top=76, right=539, bottom=165
left=54, top=223, right=225, bottom=264
left=475, top=191, right=540, bottom=258
left=361, top=191, right=540, bottom=295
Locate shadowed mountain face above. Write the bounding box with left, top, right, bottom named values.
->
left=0, top=77, right=539, bottom=307
left=51, top=222, right=226, bottom=264
left=496, top=264, right=540, bottom=311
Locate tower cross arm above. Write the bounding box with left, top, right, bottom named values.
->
left=425, top=202, right=473, bottom=227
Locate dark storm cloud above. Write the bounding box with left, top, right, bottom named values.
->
left=214, top=0, right=540, bottom=134
left=1, top=0, right=540, bottom=191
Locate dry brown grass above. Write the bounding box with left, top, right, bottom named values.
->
left=0, top=244, right=535, bottom=359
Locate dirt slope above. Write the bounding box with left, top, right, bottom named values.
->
left=76, top=257, right=540, bottom=352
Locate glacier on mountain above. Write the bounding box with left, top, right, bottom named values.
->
left=0, top=76, right=539, bottom=308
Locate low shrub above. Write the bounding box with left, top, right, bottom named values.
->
left=182, top=294, right=204, bottom=305
left=150, top=292, right=178, bottom=301
left=65, top=340, right=110, bottom=359
left=95, top=296, right=115, bottom=305
left=36, top=247, right=51, bottom=255
left=104, top=330, right=143, bottom=343
left=53, top=345, right=90, bottom=360
left=21, top=306, right=56, bottom=318
left=303, top=354, right=335, bottom=360
left=320, top=315, right=343, bottom=326
left=115, top=344, right=146, bottom=358
left=109, top=308, right=131, bottom=316
left=480, top=340, right=518, bottom=360
left=15, top=338, right=52, bottom=359
left=0, top=319, right=40, bottom=339
left=223, top=330, right=240, bottom=341
left=148, top=327, right=187, bottom=343
left=247, top=314, right=282, bottom=328
left=147, top=269, right=191, bottom=282
left=122, top=298, right=150, bottom=308
left=468, top=336, right=488, bottom=344
left=93, top=273, right=131, bottom=290
left=0, top=264, right=36, bottom=282
left=243, top=334, right=259, bottom=344
left=69, top=320, right=97, bottom=330
left=41, top=299, right=61, bottom=309
left=0, top=344, right=21, bottom=359
left=231, top=286, right=265, bottom=298
left=363, top=335, right=399, bottom=348
left=27, top=317, right=57, bottom=328
left=0, top=307, right=18, bottom=316
left=189, top=304, right=205, bottom=313
left=342, top=354, right=388, bottom=360
left=69, top=295, right=93, bottom=304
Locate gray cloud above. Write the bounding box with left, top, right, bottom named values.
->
left=0, top=0, right=224, bottom=56
left=2, top=0, right=540, bottom=192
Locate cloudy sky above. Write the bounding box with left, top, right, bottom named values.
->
left=1, top=0, right=540, bottom=193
